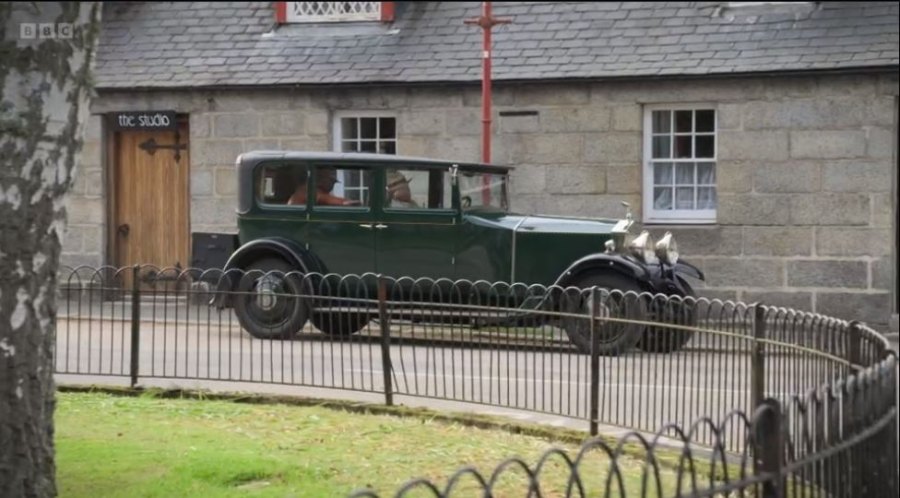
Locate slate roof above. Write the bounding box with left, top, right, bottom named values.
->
left=94, top=1, right=899, bottom=89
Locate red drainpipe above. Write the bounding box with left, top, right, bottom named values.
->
left=466, top=2, right=510, bottom=203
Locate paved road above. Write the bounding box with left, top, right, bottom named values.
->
left=55, top=298, right=844, bottom=452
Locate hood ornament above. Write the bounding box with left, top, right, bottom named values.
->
left=612, top=201, right=634, bottom=235
left=622, top=201, right=633, bottom=224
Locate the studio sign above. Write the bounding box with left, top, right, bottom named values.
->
left=111, top=111, right=177, bottom=131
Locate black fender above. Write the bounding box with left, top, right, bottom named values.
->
left=473, top=253, right=651, bottom=327
left=212, top=237, right=325, bottom=308
left=478, top=256, right=694, bottom=329
left=646, top=260, right=704, bottom=297
left=222, top=237, right=324, bottom=275
left=648, top=270, right=693, bottom=297
left=553, top=253, right=654, bottom=291
left=496, top=255, right=701, bottom=329
left=496, top=253, right=655, bottom=329
left=673, top=260, right=705, bottom=282
left=641, top=260, right=703, bottom=300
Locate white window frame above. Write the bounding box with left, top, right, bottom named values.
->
left=286, top=2, right=382, bottom=23
left=332, top=112, right=397, bottom=199
left=642, top=104, right=718, bottom=224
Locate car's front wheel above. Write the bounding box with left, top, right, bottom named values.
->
left=636, top=278, right=697, bottom=353
left=234, top=257, right=310, bottom=339
left=560, top=272, right=646, bottom=355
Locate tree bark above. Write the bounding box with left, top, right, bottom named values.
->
left=0, top=3, right=100, bottom=496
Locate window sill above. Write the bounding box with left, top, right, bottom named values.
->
left=642, top=218, right=718, bottom=226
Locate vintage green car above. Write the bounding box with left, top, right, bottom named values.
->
left=218, top=151, right=704, bottom=354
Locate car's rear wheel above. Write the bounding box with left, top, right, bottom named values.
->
left=234, top=257, right=309, bottom=339
left=560, top=272, right=646, bottom=355
left=311, top=311, right=372, bottom=336
left=306, top=276, right=373, bottom=336
left=637, top=278, right=697, bottom=353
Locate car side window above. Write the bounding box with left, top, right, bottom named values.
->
left=257, top=163, right=309, bottom=207
left=313, top=166, right=372, bottom=207
left=384, top=167, right=452, bottom=211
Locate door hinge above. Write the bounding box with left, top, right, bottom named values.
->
left=138, top=131, right=188, bottom=162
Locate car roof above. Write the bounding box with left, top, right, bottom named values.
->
left=237, top=150, right=513, bottom=173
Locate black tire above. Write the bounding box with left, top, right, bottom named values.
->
left=233, top=257, right=309, bottom=339
left=637, top=279, right=697, bottom=353
left=310, top=311, right=371, bottom=336
left=560, top=272, right=646, bottom=356
left=308, top=274, right=372, bottom=336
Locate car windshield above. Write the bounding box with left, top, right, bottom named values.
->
left=458, top=171, right=509, bottom=212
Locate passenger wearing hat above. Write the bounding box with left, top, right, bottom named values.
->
left=386, top=171, right=418, bottom=208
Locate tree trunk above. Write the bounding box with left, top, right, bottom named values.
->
left=0, top=3, right=100, bottom=496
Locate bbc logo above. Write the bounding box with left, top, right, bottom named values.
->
left=19, top=23, right=74, bottom=40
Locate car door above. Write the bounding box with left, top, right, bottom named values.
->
left=452, top=168, right=515, bottom=284
left=374, top=166, right=458, bottom=281
left=305, top=164, right=377, bottom=276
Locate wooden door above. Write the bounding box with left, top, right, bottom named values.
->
left=112, top=122, right=190, bottom=286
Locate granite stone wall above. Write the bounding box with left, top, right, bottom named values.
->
left=64, top=71, right=898, bottom=326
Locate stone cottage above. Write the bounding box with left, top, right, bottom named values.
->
left=65, top=1, right=899, bottom=330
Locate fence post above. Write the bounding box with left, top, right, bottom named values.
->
left=845, top=320, right=862, bottom=495
left=888, top=359, right=899, bottom=497
left=589, top=286, right=600, bottom=436
left=377, top=276, right=394, bottom=407
left=753, top=398, right=785, bottom=498
left=847, top=320, right=862, bottom=367
left=129, top=265, right=141, bottom=389
left=751, top=303, right=766, bottom=411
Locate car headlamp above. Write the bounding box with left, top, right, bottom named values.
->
left=627, top=230, right=658, bottom=264
left=655, top=231, right=679, bottom=265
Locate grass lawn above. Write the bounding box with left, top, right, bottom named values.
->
left=56, top=392, right=694, bottom=497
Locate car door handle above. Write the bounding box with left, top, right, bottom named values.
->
left=374, top=224, right=388, bottom=229
left=359, top=224, right=373, bottom=229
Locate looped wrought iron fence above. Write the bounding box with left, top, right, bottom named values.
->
left=55, top=264, right=897, bottom=497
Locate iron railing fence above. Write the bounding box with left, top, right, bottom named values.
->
left=55, top=265, right=898, bottom=497
left=351, top=361, right=897, bottom=497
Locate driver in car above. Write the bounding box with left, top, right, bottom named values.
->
left=289, top=168, right=359, bottom=206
